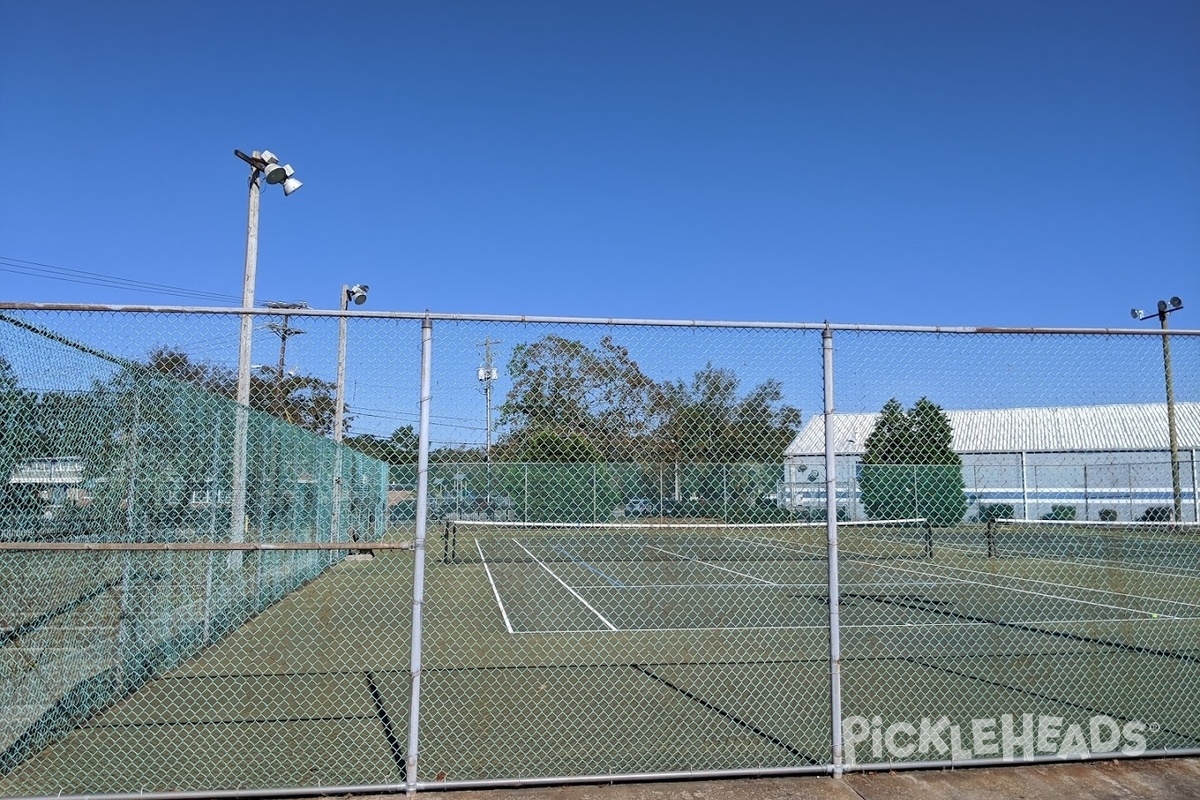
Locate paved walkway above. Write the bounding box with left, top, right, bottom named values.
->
left=357, top=758, right=1200, bottom=800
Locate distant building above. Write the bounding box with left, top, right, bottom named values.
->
left=7, top=457, right=88, bottom=513
left=782, top=402, right=1200, bottom=522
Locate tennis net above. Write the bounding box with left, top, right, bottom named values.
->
left=984, top=517, right=1200, bottom=564
left=441, top=517, right=934, bottom=565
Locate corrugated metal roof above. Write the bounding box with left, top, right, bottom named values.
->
left=8, top=457, right=85, bottom=485
left=784, top=402, right=1200, bottom=457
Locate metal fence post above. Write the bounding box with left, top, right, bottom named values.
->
left=722, top=464, right=728, bottom=520
left=1192, top=449, right=1199, bottom=522
left=1083, top=464, right=1090, bottom=520
left=823, top=326, right=844, bottom=776
left=406, top=316, right=434, bottom=793
left=378, top=460, right=389, bottom=540
left=116, top=551, right=134, bottom=689
left=1020, top=451, right=1029, bottom=519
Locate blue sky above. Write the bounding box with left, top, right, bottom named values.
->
left=1, top=1, right=1197, bottom=329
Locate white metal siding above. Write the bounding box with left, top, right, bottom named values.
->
left=784, top=402, right=1200, bottom=458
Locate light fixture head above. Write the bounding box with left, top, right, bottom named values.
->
left=264, top=162, right=290, bottom=185
left=258, top=150, right=279, bottom=165
left=1131, top=308, right=1143, bottom=320
left=1170, top=296, right=1183, bottom=309
left=282, top=176, right=303, bottom=196
left=1158, top=299, right=1169, bottom=313
left=347, top=284, right=370, bottom=306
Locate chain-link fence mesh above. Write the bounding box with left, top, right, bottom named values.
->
left=415, top=320, right=828, bottom=782
left=0, top=310, right=401, bottom=795
left=830, top=329, right=1200, bottom=767
left=0, top=308, right=1197, bottom=796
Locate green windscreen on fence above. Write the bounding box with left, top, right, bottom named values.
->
left=0, top=313, right=388, bottom=775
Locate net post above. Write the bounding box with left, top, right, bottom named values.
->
left=822, top=325, right=844, bottom=777
left=406, top=316, right=433, bottom=793
left=923, top=518, right=934, bottom=559
left=986, top=518, right=997, bottom=558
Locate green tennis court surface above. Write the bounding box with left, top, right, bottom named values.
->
left=4, top=520, right=1200, bottom=794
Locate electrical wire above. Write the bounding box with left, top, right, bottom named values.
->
left=0, top=255, right=241, bottom=304
left=348, top=408, right=486, bottom=431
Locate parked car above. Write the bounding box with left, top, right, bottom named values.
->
left=624, top=498, right=656, bottom=517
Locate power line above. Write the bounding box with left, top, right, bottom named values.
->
left=0, top=255, right=241, bottom=304
left=348, top=408, right=486, bottom=431
left=350, top=404, right=488, bottom=426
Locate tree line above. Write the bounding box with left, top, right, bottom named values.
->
left=3, top=337, right=969, bottom=525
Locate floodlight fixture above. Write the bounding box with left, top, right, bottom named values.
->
left=1131, top=296, right=1184, bottom=322
left=346, top=284, right=370, bottom=306
left=263, top=162, right=289, bottom=185
left=234, top=148, right=302, bottom=195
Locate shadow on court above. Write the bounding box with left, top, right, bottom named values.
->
left=5, top=522, right=1200, bottom=796
left=0, top=553, right=415, bottom=795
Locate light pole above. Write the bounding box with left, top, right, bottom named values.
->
left=1131, top=296, right=1185, bottom=522
left=230, top=149, right=302, bottom=560
left=332, top=284, right=369, bottom=548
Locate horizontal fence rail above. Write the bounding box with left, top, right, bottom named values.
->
left=0, top=305, right=1197, bottom=798
left=0, top=542, right=413, bottom=551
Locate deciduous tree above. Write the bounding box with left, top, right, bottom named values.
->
left=498, top=335, right=667, bottom=461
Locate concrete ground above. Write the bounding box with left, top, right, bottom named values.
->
left=353, top=758, right=1200, bottom=800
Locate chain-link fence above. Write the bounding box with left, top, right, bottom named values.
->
left=0, top=306, right=1198, bottom=797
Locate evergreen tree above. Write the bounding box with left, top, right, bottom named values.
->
left=860, top=397, right=966, bottom=526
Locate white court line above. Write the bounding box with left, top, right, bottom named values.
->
left=744, top=537, right=1195, bottom=618
left=574, top=581, right=802, bottom=590
left=846, top=557, right=1183, bottom=619
left=847, top=544, right=1200, bottom=615
left=506, top=616, right=1200, bottom=634
left=714, top=532, right=830, bottom=554
left=732, top=533, right=828, bottom=556
left=514, top=540, right=618, bottom=631
left=843, top=616, right=1200, bottom=629
left=475, top=538, right=514, bottom=634
left=932, top=538, right=1200, bottom=584
left=515, top=623, right=832, bottom=634
left=644, top=544, right=785, bottom=586
left=566, top=580, right=942, bottom=591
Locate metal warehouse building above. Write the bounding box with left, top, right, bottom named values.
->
left=782, top=402, right=1200, bottom=523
